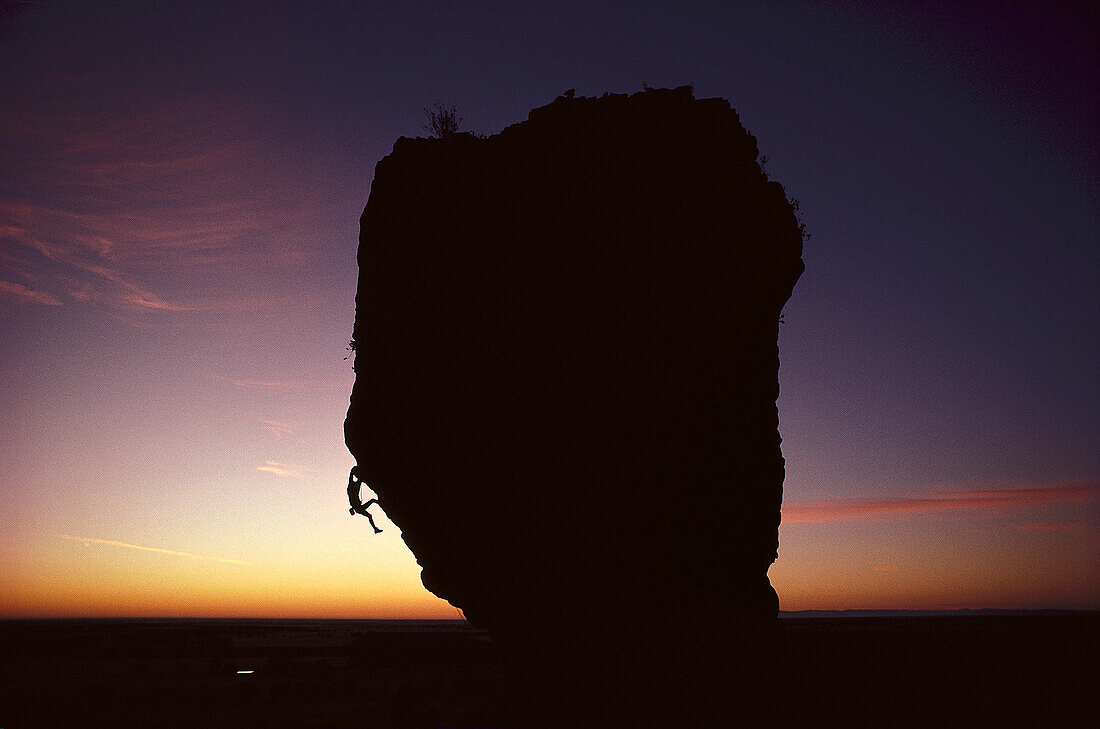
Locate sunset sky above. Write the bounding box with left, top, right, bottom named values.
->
left=2, top=1, right=1096, bottom=617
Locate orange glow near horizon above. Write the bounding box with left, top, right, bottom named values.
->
left=5, top=525, right=460, bottom=620
left=3, top=478, right=1095, bottom=618
left=772, top=481, right=1099, bottom=612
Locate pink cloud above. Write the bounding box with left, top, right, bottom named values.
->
left=1015, top=521, right=1079, bottom=533
left=1, top=205, right=199, bottom=311
left=783, top=480, right=1098, bottom=524
left=2, top=207, right=284, bottom=313
left=256, top=461, right=304, bottom=478
left=210, top=374, right=331, bottom=392
left=1, top=93, right=349, bottom=318
left=256, top=418, right=297, bottom=439
left=0, top=280, right=62, bottom=306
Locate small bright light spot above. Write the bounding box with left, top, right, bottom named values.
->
left=236, top=670, right=254, bottom=674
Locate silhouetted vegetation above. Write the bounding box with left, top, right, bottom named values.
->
left=423, top=100, right=462, bottom=139
left=759, top=155, right=810, bottom=242
left=790, top=197, right=811, bottom=241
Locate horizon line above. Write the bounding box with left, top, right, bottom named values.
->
left=3, top=608, right=1096, bottom=621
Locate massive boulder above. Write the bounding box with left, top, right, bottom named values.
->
left=345, top=86, right=803, bottom=648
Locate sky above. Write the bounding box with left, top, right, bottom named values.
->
left=1, top=0, right=1096, bottom=617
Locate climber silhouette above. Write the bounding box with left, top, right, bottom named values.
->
left=347, top=466, right=383, bottom=533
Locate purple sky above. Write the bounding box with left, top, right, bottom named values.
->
left=2, top=1, right=1096, bottom=615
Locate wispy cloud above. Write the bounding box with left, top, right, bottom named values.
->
left=58, top=534, right=249, bottom=565
left=211, top=374, right=330, bottom=392
left=256, top=460, right=304, bottom=478
left=783, top=481, right=1098, bottom=524
left=2, top=205, right=201, bottom=311
left=0, top=280, right=62, bottom=306
left=81, top=261, right=196, bottom=311
left=1, top=93, right=346, bottom=315
left=256, top=418, right=297, bottom=439
left=1015, top=521, right=1080, bottom=533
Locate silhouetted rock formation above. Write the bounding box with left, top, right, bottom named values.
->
left=345, top=86, right=804, bottom=723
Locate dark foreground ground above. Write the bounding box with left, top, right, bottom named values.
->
left=1, top=615, right=1095, bottom=728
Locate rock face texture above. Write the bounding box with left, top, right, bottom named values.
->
left=345, top=87, right=803, bottom=647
